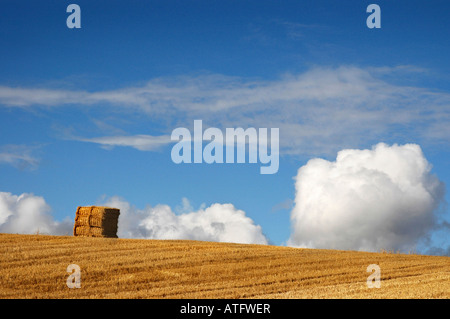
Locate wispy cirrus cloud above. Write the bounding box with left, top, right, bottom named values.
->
left=1, top=66, right=449, bottom=156
left=74, top=134, right=172, bottom=151
left=0, top=144, right=40, bottom=170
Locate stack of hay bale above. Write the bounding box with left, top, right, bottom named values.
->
left=73, top=206, right=120, bottom=238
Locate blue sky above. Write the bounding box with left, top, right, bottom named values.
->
left=0, top=1, right=449, bottom=254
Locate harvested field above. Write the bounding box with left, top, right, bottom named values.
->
left=0, top=233, right=448, bottom=299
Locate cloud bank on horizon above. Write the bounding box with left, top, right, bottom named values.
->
left=0, top=192, right=268, bottom=245
left=103, top=196, right=268, bottom=245
left=0, top=143, right=447, bottom=254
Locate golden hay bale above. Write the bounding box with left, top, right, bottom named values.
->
left=75, top=206, right=120, bottom=218
left=74, top=216, right=119, bottom=228
left=73, top=206, right=120, bottom=238
left=73, top=226, right=118, bottom=238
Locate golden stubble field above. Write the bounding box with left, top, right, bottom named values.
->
left=0, top=233, right=448, bottom=299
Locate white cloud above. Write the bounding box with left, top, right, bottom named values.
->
left=103, top=196, right=268, bottom=245
left=0, top=86, right=87, bottom=107
left=0, top=192, right=72, bottom=235
left=74, top=134, right=172, bottom=151
left=1, top=66, right=449, bottom=156
left=288, top=143, right=446, bottom=253
left=0, top=145, right=40, bottom=170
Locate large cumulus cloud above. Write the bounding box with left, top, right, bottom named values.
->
left=288, top=143, right=445, bottom=252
